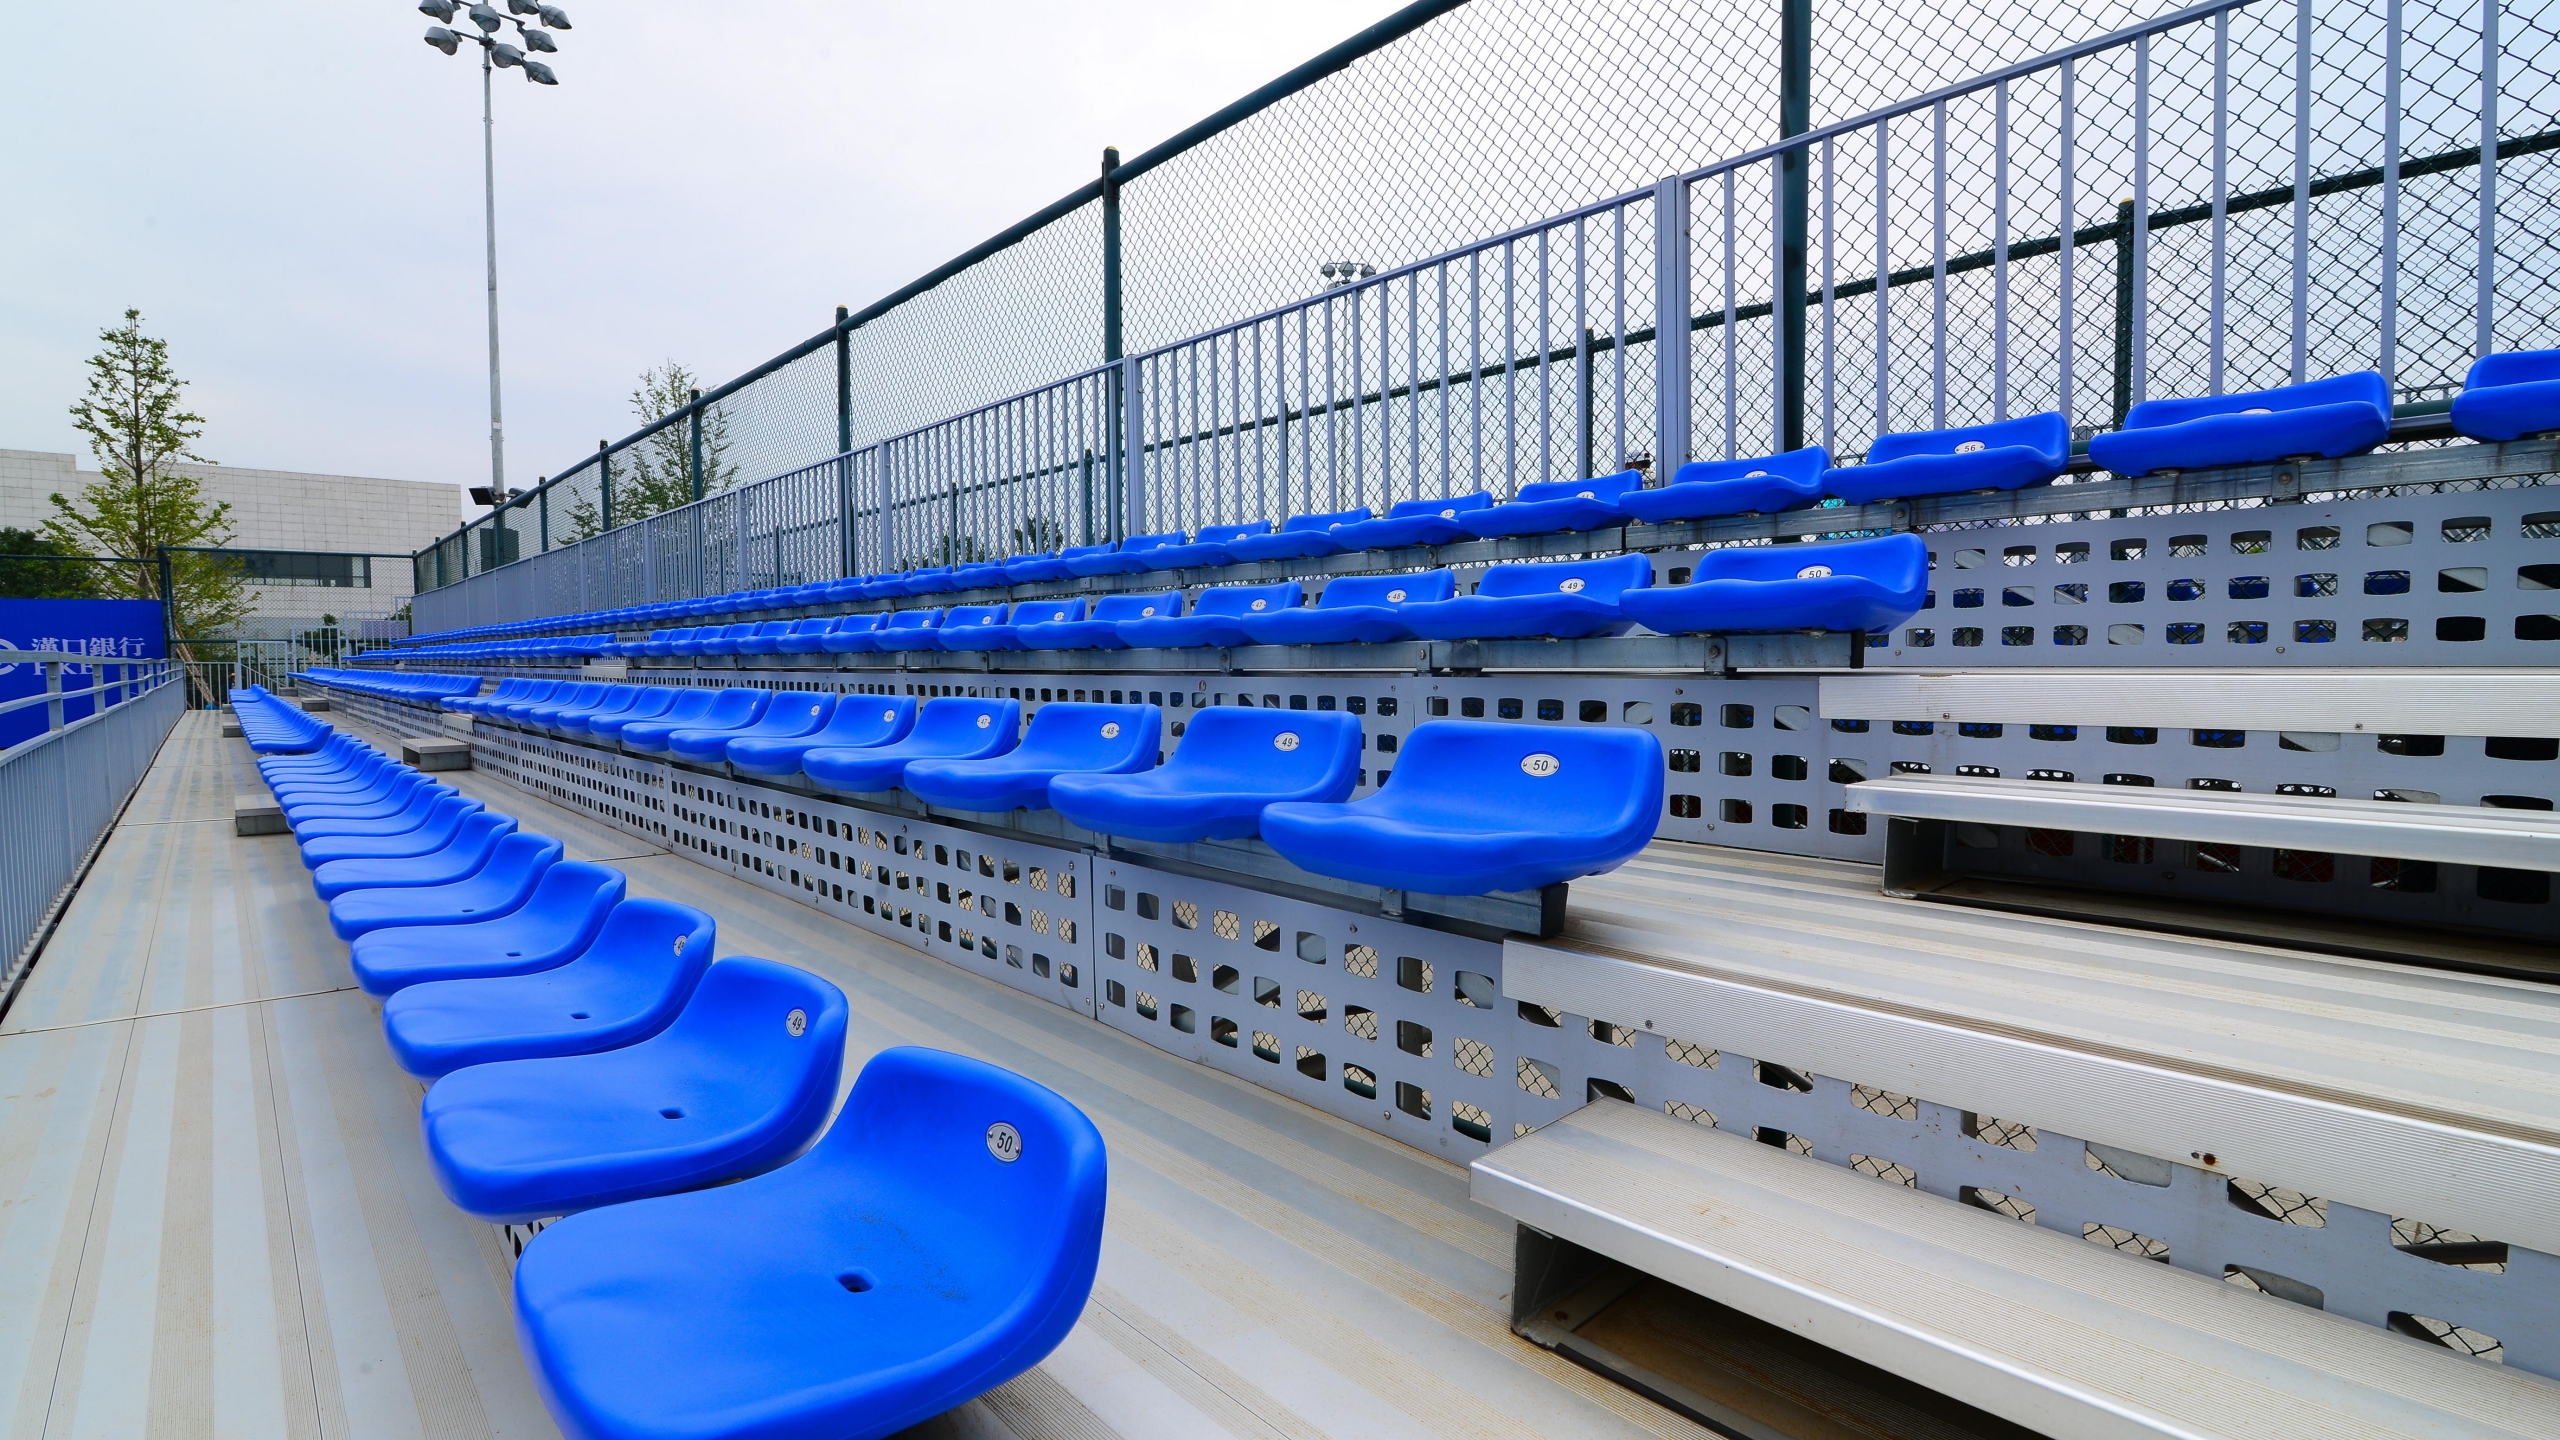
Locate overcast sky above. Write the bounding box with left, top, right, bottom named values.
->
left=0, top=0, right=1396, bottom=512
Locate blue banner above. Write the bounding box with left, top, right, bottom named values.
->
left=0, top=599, right=167, bottom=748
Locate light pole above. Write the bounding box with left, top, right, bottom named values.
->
left=419, top=1, right=569, bottom=511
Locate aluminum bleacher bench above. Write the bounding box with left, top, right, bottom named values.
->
left=1846, top=772, right=2560, bottom=883
left=1476, top=1098, right=2560, bottom=1439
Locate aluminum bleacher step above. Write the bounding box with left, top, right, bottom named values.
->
left=1846, top=772, right=2560, bottom=872
left=1474, top=1099, right=2560, bottom=1439
left=1505, top=843, right=2560, bottom=1261
left=1819, top=668, right=2560, bottom=738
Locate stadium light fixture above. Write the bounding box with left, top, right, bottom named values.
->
left=410, top=0, right=573, bottom=511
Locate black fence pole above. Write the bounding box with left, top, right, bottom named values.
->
left=688, top=388, right=705, bottom=503
left=1778, top=0, right=1811, bottom=453
left=836, top=305, right=856, bottom=576
left=599, top=440, right=613, bottom=531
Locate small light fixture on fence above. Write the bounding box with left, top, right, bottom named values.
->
left=1317, top=260, right=1377, bottom=290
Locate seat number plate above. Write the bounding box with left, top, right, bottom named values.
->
left=986, top=1122, right=1023, bottom=1162
left=1521, top=753, right=1561, bottom=777
left=785, top=1008, right=808, bottom=1037
left=1274, top=732, right=1301, bottom=752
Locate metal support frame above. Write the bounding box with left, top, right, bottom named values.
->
left=1651, top=176, right=1692, bottom=472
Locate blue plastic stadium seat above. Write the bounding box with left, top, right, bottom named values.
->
left=553, top=686, right=650, bottom=736
left=328, top=831, right=564, bottom=940
left=2088, top=371, right=2392, bottom=477
left=1326, top=491, right=1494, bottom=549
left=421, top=956, right=848, bottom=1223
left=756, top=618, right=842, bottom=655
left=1619, top=532, right=1929, bottom=635
left=818, top=614, right=889, bottom=653
left=623, top=689, right=768, bottom=756
left=947, top=561, right=1010, bottom=590
left=285, top=784, right=455, bottom=834
left=668, top=691, right=834, bottom=767
left=380, top=897, right=714, bottom=1078
left=1224, top=506, right=1374, bottom=561
left=890, top=566, right=956, bottom=597
left=1049, top=707, right=1359, bottom=841
left=1012, top=592, right=1182, bottom=651
left=1234, top=570, right=1457, bottom=645
left=1031, top=542, right=1116, bottom=580
left=586, top=689, right=684, bottom=743
left=1398, top=553, right=1655, bottom=640
left=311, top=811, right=518, bottom=901
left=1619, top=447, right=1832, bottom=522
left=705, top=621, right=795, bottom=657
left=511, top=682, right=608, bottom=726
left=512, top=1046, right=1106, bottom=1440
left=904, top=703, right=1159, bottom=813
left=868, top=610, right=949, bottom=652
left=773, top=614, right=844, bottom=653
left=667, top=625, right=749, bottom=658
left=556, top=688, right=657, bottom=739
left=998, top=549, right=1075, bottom=584
left=299, top=797, right=483, bottom=868
left=939, top=598, right=1082, bottom=652
left=1458, top=471, right=1644, bottom=538
left=1063, top=531, right=1186, bottom=576
left=349, top=861, right=628, bottom=995
left=607, top=689, right=721, bottom=749
left=728, top=696, right=917, bottom=778
left=521, top=683, right=611, bottom=729
left=2450, top=348, right=2560, bottom=442
left=1144, top=521, right=1269, bottom=569
left=929, top=604, right=1012, bottom=649
left=1824, top=412, right=2070, bottom=503
left=1261, top=720, right=1663, bottom=894
left=803, top=698, right=1021, bottom=794
left=1115, top=582, right=1302, bottom=648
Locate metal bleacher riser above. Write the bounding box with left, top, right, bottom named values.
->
left=315, top=673, right=2560, bottom=1407
left=316, top=432, right=2560, bottom=1408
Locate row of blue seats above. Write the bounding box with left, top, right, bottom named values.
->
left=231, top=686, right=334, bottom=755
left=397, top=350, right=2560, bottom=651
left=410, top=532, right=1929, bottom=668
left=294, top=669, right=486, bottom=702
left=260, top=723, right=1108, bottom=1438
left=454, top=681, right=1663, bottom=896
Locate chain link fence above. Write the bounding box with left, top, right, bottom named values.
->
left=414, top=0, right=2555, bottom=632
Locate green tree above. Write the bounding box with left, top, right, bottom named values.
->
left=48, top=310, right=252, bottom=677
left=0, top=527, right=103, bottom=599
left=559, top=360, right=738, bottom=541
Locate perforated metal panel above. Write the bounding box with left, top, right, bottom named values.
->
left=1878, top=481, right=2560, bottom=668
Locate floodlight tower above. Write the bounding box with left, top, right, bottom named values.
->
left=417, top=1, right=570, bottom=509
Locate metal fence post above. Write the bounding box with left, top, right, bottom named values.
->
left=877, top=445, right=897, bottom=570
left=2111, top=197, right=2137, bottom=426
left=1119, top=357, right=1145, bottom=541
left=688, top=389, right=705, bottom=503
left=1078, top=448, right=1095, bottom=546
left=1102, top=147, right=1124, bottom=366
left=836, top=305, right=856, bottom=577
left=1778, top=0, right=1811, bottom=453
left=538, top=481, right=550, bottom=551
left=599, top=440, right=614, bottom=532
left=43, top=659, right=62, bottom=735
left=1652, top=176, right=1694, bottom=472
